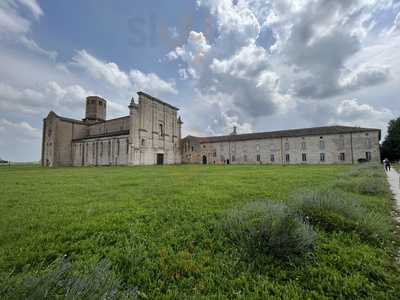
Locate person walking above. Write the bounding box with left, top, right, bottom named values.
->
left=383, top=158, right=391, bottom=171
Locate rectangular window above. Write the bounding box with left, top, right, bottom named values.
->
left=302, top=153, right=307, bottom=162
left=256, top=154, right=261, bottom=162
left=270, top=154, right=275, bottom=162
left=320, top=153, right=325, bottom=162
left=285, top=154, right=290, bottom=162
left=108, top=141, right=111, bottom=157
left=117, top=140, right=120, bottom=155
left=339, top=152, right=345, bottom=161
left=126, top=139, right=129, bottom=154
left=159, top=124, right=164, bottom=136
left=366, top=152, right=372, bottom=161
left=213, top=152, right=217, bottom=157
left=319, top=140, right=325, bottom=150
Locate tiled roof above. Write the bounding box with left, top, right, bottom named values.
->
left=185, top=126, right=381, bottom=143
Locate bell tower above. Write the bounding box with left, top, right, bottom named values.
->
left=84, top=96, right=106, bottom=123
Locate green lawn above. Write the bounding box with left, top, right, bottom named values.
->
left=0, top=164, right=399, bottom=299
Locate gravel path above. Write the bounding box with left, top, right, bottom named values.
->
left=386, top=168, right=400, bottom=223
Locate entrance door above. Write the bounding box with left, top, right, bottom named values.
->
left=202, top=155, right=207, bottom=165
left=226, top=159, right=230, bottom=165
left=157, top=153, right=164, bottom=165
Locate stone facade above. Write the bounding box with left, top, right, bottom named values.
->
left=181, top=126, right=381, bottom=165
left=42, top=91, right=381, bottom=167
left=42, top=92, right=182, bottom=167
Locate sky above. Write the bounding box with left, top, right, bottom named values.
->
left=0, top=0, right=399, bottom=162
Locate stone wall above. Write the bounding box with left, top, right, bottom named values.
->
left=72, top=135, right=129, bottom=166
left=182, top=130, right=381, bottom=165
left=88, top=117, right=129, bottom=136
left=129, top=93, right=181, bottom=165
left=42, top=112, right=88, bottom=167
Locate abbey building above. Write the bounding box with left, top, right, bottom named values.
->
left=42, top=92, right=182, bottom=167
left=42, top=91, right=381, bottom=167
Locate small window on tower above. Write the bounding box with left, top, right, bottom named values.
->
left=159, top=124, right=164, bottom=136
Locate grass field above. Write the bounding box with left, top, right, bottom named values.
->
left=0, top=164, right=399, bottom=299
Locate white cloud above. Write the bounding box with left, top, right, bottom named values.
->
left=167, top=31, right=211, bottom=79
left=0, top=118, right=41, bottom=142
left=129, top=70, right=177, bottom=95
left=0, top=0, right=59, bottom=63
left=0, top=118, right=41, bottom=162
left=72, top=50, right=131, bottom=88
left=19, top=36, right=58, bottom=60
left=0, top=81, right=92, bottom=116
left=339, top=65, right=390, bottom=91
left=0, top=2, right=30, bottom=35
left=17, top=0, right=43, bottom=20
left=169, top=1, right=293, bottom=130
left=174, top=0, right=399, bottom=133
left=73, top=50, right=177, bottom=96
left=329, top=99, right=394, bottom=137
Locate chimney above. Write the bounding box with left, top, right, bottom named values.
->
left=231, top=126, right=237, bottom=135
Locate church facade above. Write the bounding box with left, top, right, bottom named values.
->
left=42, top=92, right=182, bottom=167
left=42, top=91, right=381, bottom=167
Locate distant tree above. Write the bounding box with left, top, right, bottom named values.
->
left=381, top=117, right=400, bottom=161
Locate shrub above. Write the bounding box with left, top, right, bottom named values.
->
left=1, top=257, right=138, bottom=300
left=291, top=189, right=364, bottom=232
left=335, top=164, right=388, bottom=195
left=224, top=200, right=316, bottom=261
left=291, top=189, right=393, bottom=245
left=334, top=177, right=388, bottom=195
